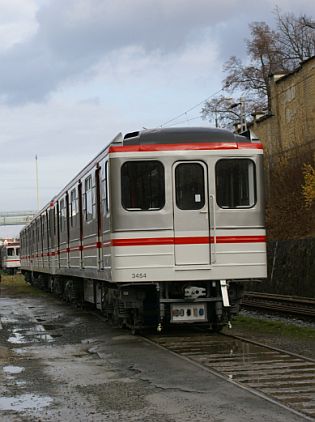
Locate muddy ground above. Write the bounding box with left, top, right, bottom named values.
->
left=0, top=275, right=313, bottom=422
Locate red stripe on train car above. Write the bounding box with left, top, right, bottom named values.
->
left=112, top=237, right=174, bottom=247
left=112, top=235, right=266, bottom=247
left=215, top=235, right=266, bottom=243
left=84, top=244, right=96, bottom=250
left=27, top=235, right=266, bottom=257
left=70, top=247, right=81, bottom=252
left=109, top=142, right=263, bottom=153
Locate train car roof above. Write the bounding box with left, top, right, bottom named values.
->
left=124, top=127, right=249, bottom=145
left=21, top=127, right=256, bottom=228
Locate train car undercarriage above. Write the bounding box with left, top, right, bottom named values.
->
left=23, top=271, right=244, bottom=333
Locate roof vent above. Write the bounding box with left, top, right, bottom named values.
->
left=124, top=131, right=140, bottom=140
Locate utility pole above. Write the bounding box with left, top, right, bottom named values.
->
left=240, top=97, right=247, bottom=133
left=229, top=98, right=247, bottom=133
left=35, top=155, right=40, bottom=211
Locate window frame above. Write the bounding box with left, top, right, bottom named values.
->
left=59, top=198, right=67, bottom=232
left=101, top=161, right=109, bottom=215
left=121, top=160, right=165, bottom=212
left=175, top=161, right=206, bottom=211
left=7, top=247, right=14, bottom=256
left=70, top=188, right=78, bottom=227
left=84, top=175, right=94, bottom=221
left=215, top=158, right=257, bottom=209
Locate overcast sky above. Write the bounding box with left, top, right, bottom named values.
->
left=0, top=0, right=314, bottom=237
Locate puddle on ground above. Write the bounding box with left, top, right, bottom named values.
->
left=3, top=366, right=25, bottom=375
left=31, top=333, right=61, bottom=341
left=31, top=333, right=55, bottom=342
left=0, top=394, right=53, bottom=411
left=16, top=380, right=27, bottom=386
left=34, top=313, right=64, bottom=320
left=8, top=325, right=57, bottom=344
left=7, top=332, right=27, bottom=344
left=13, top=348, right=28, bottom=355
left=27, top=324, right=46, bottom=333
left=183, top=338, right=277, bottom=362
left=0, top=317, right=19, bottom=324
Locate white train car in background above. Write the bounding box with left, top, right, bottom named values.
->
left=20, top=127, right=267, bottom=332
left=0, top=239, right=21, bottom=274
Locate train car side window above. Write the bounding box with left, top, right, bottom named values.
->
left=175, top=163, right=205, bottom=210
left=59, top=198, right=67, bottom=232
left=70, top=188, right=77, bottom=227
left=85, top=175, right=93, bottom=221
left=105, top=161, right=109, bottom=212
left=100, top=161, right=109, bottom=215
left=54, top=207, right=57, bottom=235
left=216, top=159, right=256, bottom=208
left=121, top=161, right=165, bottom=211
left=36, top=221, right=40, bottom=248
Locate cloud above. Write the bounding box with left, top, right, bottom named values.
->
left=0, top=0, right=313, bottom=104
left=0, top=0, right=253, bottom=104
left=0, top=0, right=313, bottom=238
left=0, top=0, right=38, bottom=51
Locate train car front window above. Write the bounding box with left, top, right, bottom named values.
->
left=175, top=163, right=205, bottom=210
left=7, top=248, right=14, bottom=256
left=216, top=159, right=256, bottom=208
left=121, top=161, right=165, bottom=211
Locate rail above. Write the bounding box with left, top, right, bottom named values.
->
left=147, top=330, right=315, bottom=420
left=241, top=292, right=315, bottom=318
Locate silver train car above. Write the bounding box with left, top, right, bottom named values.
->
left=0, top=240, right=21, bottom=274
left=20, top=127, right=267, bottom=331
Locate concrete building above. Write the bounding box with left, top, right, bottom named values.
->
left=248, top=56, right=315, bottom=239
left=251, top=56, right=315, bottom=157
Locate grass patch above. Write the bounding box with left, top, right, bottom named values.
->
left=0, top=273, right=46, bottom=297
left=232, top=314, right=315, bottom=340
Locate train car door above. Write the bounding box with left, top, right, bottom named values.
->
left=173, top=161, right=210, bottom=265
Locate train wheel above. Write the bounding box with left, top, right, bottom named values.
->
left=130, top=317, right=138, bottom=335
left=129, top=309, right=142, bottom=335
left=63, top=280, right=72, bottom=303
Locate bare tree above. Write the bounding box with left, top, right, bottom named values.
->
left=223, top=22, right=286, bottom=112
left=201, top=95, right=259, bottom=130
left=275, top=9, right=315, bottom=67
left=202, top=11, right=315, bottom=126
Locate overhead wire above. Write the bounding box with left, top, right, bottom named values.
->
left=167, top=115, right=202, bottom=127
left=160, top=87, right=224, bottom=128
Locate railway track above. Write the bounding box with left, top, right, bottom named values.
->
left=241, top=292, right=315, bottom=318
left=147, top=331, right=315, bottom=420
